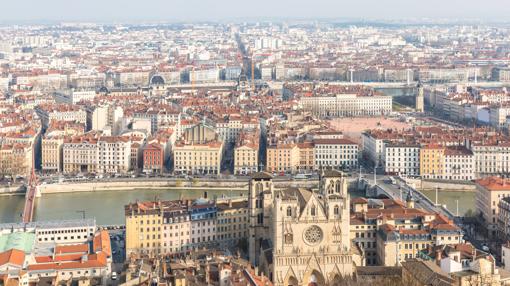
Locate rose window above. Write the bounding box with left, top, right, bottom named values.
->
left=304, top=225, right=323, bottom=245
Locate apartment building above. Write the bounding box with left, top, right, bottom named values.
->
left=498, top=197, right=510, bottom=240
left=62, top=137, right=98, bottom=174
left=383, top=144, right=420, bottom=176
left=313, top=138, right=358, bottom=170
left=234, top=130, right=260, bottom=175
left=475, top=176, right=510, bottom=239
left=0, top=143, right=33, bottom=177
left=189, top=200, right=217, bottom=249
left=215, top=116, right=249, bottom=143
left=420, top=145, right=474, bottom=180
left=266, top=143, right=300, bottom=174
left=161, top=205, right=191, bottom=255
left=300, top=93, right=392, bottom=118
left=173, top=140, right=223, bottom=175
left=472, top=142, right=510, bottom=177
left=125, top=198, right=246, bottom=257
left=411, top=243, right=502, bottom=285
left=420, top=144, right=445, bottom=179
left=97, top=136, right=131, bottom=174
left=297, top=141, right=315, bottom=172
left=362, top=131, right=388, bottom=167
left=143, top=143, right=164, bottom=173
left=350, top=198, right=462, bottom=267
left=443, top=147, right=474, bottom=181
left=37, top=104, right=88, bottom=127
left=125, top=200, right=167, bottom=256
left=41, top=136, right=64, bottom=173
left=234, top=144, right=259, bottom=175
left=216, top=200, right=249, bottom=249
left=92, top=105, right=124, bottom=134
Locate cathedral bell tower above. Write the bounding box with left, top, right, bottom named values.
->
left=248, top=172, right=274, bottom=265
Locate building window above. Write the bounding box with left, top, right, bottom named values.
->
left=287, top=207, right=292, bottom=217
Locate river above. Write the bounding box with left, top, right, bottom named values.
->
left=0, top=187, right=476, bottom=225
left=420, top=189, right=476, bottom=216
left=0, top=188, right=247, bottom=225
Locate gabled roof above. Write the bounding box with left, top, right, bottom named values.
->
left=0, top=249, right=25, bottom=267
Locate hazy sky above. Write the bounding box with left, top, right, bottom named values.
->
left=3, top=0, right=510, bottom=23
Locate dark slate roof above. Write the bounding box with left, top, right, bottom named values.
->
left=251, top=172, right=273, bottom=180
left=356, top=266, right=402, bottom=276
left=322, top=169, right=343, bottom=178
left=150, top=75, right=165, bottom=85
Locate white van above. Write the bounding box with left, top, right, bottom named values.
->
left=111, top=272, right=118, bottom=280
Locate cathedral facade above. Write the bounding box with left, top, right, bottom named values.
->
left=248, top=170, right=362, bottom=286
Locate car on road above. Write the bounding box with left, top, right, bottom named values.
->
left=111, top=272, right=117, bottom=280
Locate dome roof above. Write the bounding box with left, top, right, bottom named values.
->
left=150, top=75, right=165, bottom=85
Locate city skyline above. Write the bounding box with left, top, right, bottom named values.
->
left=2, top=0, right=510, bottom=23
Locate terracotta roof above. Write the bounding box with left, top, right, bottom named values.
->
left=476, top=176, right=510, bottom=191
left=55, top=244, right=89, bottom=255
left=93, top=230, right=111, bottom=257
left=0, top=249, right=25, bottom=267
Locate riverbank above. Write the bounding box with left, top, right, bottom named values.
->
left=0, top=184, right=25, bottom=196
left=407, top=178, right=476, bottom=192
left=38, top=178, right=320, bottom=195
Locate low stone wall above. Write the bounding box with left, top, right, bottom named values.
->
left=418, top=179, right=476, bottom=191
left=0, top=184, right=25, bottom=196
left=38, top=179, right=321, bottom=195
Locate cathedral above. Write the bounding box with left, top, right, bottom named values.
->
left=248, top=170, right=363, bottom=286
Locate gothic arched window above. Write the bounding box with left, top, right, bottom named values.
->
left=335, top=180, right=341, bottom=193
left=257, top=213, right=264, bottom=224
left=287, top=206, right=292, bottom=217
left=311, top=206, right=316, bottom=216
left=334, top=205, right=339, bottom=215
left=256, top=182, right=263, bottom=193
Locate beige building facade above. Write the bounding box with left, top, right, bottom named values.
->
left=476, top=176, right=510, bottom=239
left=249, top=171, right=361, bottom=286
left=41, top=136, right=64, bottom=173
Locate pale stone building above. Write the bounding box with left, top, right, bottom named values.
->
left=248, top=170, right=361, bottom=286
left=300, top=94, right=392, bottom=118
left=476, top=176, right=510, bottom=239
left=41, top=136, right=64, bottom=173
left=173, top=141, right=223, bottom=175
